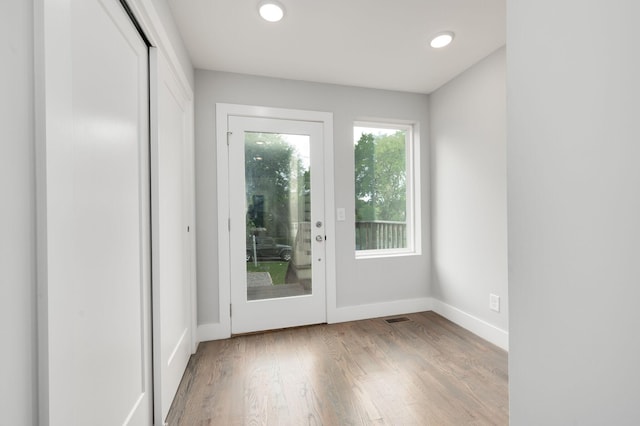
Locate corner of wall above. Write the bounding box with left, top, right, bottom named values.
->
left=431, top=299, right=509, bottom=351
left=197, top=322, right=230, bottom=343
left=427, top=47, right=508, bottom=344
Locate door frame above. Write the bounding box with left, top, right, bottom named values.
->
left=216, top=103, right=336, bottom=337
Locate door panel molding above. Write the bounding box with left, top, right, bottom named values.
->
left=36, top=0, right=152, bottom=423
left=216, top=104, right=335, bottom=338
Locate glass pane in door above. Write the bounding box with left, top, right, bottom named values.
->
left=244, top=132, right=312, bottom=301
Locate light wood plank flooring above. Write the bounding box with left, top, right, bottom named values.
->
left=166, top=312, right=508, bottom=425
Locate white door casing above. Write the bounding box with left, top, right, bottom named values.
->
left=36, top=0, right=152, bottom=424
left=151, top=48, right=196, bottom=423
left=228, top=116, right=326, bottom=334
left=215, top=104, right=336, bottom=338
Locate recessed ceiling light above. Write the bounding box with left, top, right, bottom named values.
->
left=430, top=32, right=454, bottom=49
left=258, top=1, right=285, bottom=22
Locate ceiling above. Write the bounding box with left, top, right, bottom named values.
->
left=167, top=0, right=506, bottom=94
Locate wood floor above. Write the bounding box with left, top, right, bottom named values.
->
left=166, top=312, right=508, bottom=425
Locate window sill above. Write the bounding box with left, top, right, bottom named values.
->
left=355, top=249, right=421, bottom=260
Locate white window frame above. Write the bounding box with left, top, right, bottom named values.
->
left=354, top=121, right=421, bottom=259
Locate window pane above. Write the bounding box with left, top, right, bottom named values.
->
left=245, top=132, right=313, bottom=300
left=354, top=125, right=408, bottom=251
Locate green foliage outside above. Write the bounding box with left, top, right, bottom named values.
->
left=354, top=130, right=407, bottom=222
left=244, top=133, right=308, bottom=244
left=246, top=261, right=288, bottom=285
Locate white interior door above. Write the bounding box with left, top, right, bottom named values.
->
left=38, top=0, right=152, bottom=424
left=228, top=116, right=326, bottom=334
left=152, top=48, right=195, bottom=423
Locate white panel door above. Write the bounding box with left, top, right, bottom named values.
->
left=152, top=49, right=195, bottom=423
left=228, top=116, right=326, bottom=334
left=39, top=0, right=152, bottom=424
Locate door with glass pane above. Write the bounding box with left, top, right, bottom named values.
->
left=228, top=116, right=326, bottom=334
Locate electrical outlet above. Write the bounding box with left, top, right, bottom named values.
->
left=490, top=294, right=500, bottom=312
left=336, top=207, right=346, bottom=221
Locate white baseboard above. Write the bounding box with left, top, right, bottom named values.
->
left=328, top=297, right=433, bottom=324
left=430, top=299, right=509, bottom=351
left=196, top=298, right=509, bottom=352
left=196, top=299, right=433, bottom=343
left=196, top=322, right=230, bottom=343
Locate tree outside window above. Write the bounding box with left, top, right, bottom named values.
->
left=354, top=124, right=415, bottom=253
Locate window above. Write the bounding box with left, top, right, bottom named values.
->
left=354, top=122, right=420, bottom=257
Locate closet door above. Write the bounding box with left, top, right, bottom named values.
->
left=152, top=48, right=195, bottom=423
left=38, top=0, right=152, bottom=424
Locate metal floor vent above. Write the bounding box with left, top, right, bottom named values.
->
left=385, top=317, right=410, bottom=324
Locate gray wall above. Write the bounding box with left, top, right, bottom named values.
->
left=195, top=70, right=431, bottom=324
left=430, top=47, right=508, bottom=332
left=508, top=1, right=640, bottom=424
left=0, top=1, right=38, bottom=424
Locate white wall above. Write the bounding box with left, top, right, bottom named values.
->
left=150, top=0, right=194, bottom=89
left=195, top=70, right=431, bottom=326
left=508, top=1, right=640, bottom=424
left=0, top=1, right=38, bottom=424
left=430, top=47, right=508, bottom=343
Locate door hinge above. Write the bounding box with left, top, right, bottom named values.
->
left=230, top=304, right=232, bottom=317
left=228, top=218, right=231, bottom=231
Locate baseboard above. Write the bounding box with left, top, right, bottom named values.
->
left=196, top=299, right=433, bottom=343
left=196, top=322, right=230, bottom=343
left=196, top=298, right=509, bottom=352
left=430, top=299, right=509, bottom=351
left=328, top=297, right=433, bottom=324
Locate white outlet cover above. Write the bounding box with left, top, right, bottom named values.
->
left=336, top=207, right=346, bottom=221
left=490, top=294, right=500, bottom=312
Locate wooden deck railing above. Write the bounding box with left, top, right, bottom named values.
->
left=355, top=220, right=406, bottom=250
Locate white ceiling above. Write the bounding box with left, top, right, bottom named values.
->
left=167, top=0, right=505, bottom=94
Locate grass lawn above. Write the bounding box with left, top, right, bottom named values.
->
left=246, top=261, right=289, bottom=284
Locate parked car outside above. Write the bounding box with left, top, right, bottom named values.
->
left=246, top=236, right=292, bottom=262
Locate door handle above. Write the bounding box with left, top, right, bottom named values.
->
left=315, top=235, right=324, bottom=242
